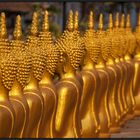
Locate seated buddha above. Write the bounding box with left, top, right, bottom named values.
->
left=133, top=12, right=140, bottom=116
left=105, top=13, right=121, bottom=133
left=95, top=14, right=111, bottom=138
left=37, top=10, right=60, bottom=138
left=9, top=15, right=31, bottom=138
left=81, top=11, right=101, bottom=137
left=124, top=14, right=136, bottom=120
left=0, top=12, right=17, bottom=138
left=23, top=12, right=44, bottom=138
left=54, top=10, right=85, bottom=138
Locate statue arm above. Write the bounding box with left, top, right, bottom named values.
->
left=55, top=88, right=69, bottom=132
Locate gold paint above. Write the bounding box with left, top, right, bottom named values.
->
left=113, top=13, right=127, bottom=124
left=88, top=11, right=94, bottom=29
left=95, top=13, right=111, bottom=138
left=23, top=12, right=44, bottom=138
left=106, top=13, right=121, bottom=133
left=124, top=14, right=136, bottom=120
left=54, top=10, right=85, bottom=138
left=114, top=14, right=129, bottom=125
left=119, top=14, right=135, bottom=121
left=81, top=11, right=101, bottom=138
left=42, top=10, right=49, bottom=32
left=13, top=15, right=22, bottom=40
left=0, top=12, right=7, bottom=38
left=0, top=104, right=14, bottom=137
left=74, top=11, right=78, bottom=30
left=9, top=15, right=31, bottom=138
left=30, top=12, right=38, bottom=36
left=38, top=10, right=60, bottom=138
left=0, top=13, right=19, bottom=138
left=66, top=10, right=73, bottom=31
left=133, top=12, right=140, bottom=116
left=0, top=9, right=139, bottom=138
left=0, top=12, right=10, bottom=54
left=39, top=10, right=53, bottom=49
left=98, top=14, right=103, bottom=30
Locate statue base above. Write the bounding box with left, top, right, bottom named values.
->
left=98, top=133, right=110, bottom=138
left=125, top=113, right=135, bottom=121
left=109, top=126, right=120, bottom=133
left=134, top=110, right=140, bottom=117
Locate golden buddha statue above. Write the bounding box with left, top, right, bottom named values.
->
left=54, top=10, right=85, bottom=138
left=119, top=14, right=134, bottom=121
left=0, top=13, right=11, bottom=53
left=113, top=13, right=128, bottom=125
left=133, top=12, right=140, bottom=116
left=73, top=11, right=79, bottom=35
left=39, top=11, right=53, bottom=47
left=81, top=11, right=101, bottom=138
left=124, top=14, right=136, bottom=119
left=9, top=15, right=31, bottom=138
left=38, top=10, right=60, bottom=138
left=106, top=13, right=121, bottom=133
left=95, top=14, right=111, bottom=138
left=23, top=12, right=44, bottom=138
left=125, top=14, right=136, bottom=58
left=113, top=14, right=128, bottom=124
left=0, top=12, right=17, bottom=138
left=73, top=11, right=84, bottom=87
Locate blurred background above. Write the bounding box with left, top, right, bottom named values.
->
left=0, top=2, right=139, bottom=39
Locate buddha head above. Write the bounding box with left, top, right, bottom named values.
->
left=135, top=12, right=140, bottom=54
left=120, top=14, right=127, bottom=57
left=39, top=10, right=53, bottom=47
left=10, top=15, right=31, bottom=88
left=113, top=12, right=122, bottom=59
left=73, top=10, right=80, bottom=40
left=84, top=11, right=100, bottom=64
left=25, top=12, right=47, bottom=82
left=37, top=10, right=60, bottom=77
left=0, top=52, right=18, bottom=91
left=107, top=13, right=119, bottom=59
left=0, top=13, right=18, bottom=91
left=55, top=10, right=85, bottom=74
left=97, top=14, right=110, bottom=62
left=126, top=14, right=136, bottom=56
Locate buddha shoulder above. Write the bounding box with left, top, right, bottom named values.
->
left=56, top=80, right=78, bottom=96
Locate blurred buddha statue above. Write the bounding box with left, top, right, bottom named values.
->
left=9, top=15, right=31, bottom=138
left=38, top=10, right=60, bottom=138
left=133, top=12, right=140, bottom=116
left=113, top=13, right=127, bottom=125
left=23, top=12, right=44, bottom=138
left=54, top=10, right=85, bottom=138
left=124, top=14, right=136, bottom=120
left=0, top=12, right=17, bottom=138
left=113, top=14, right=128, bottom=125
left=95, top=14, right=111, bottom=138
left=73, top=11, right=84, bottom=88
left=119, top=14, right=133, bottom=122
left=106, top=13, right=121, bottom=133
left=81, top=11, right=101, bottom=137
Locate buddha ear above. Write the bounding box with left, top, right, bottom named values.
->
left=62, top=53, right=69, bottom=73
left=83, top=50, right=89, bottom=62
left=84, top=49, right=88, bottom=56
